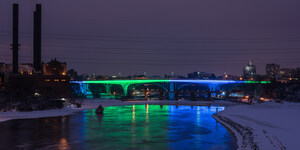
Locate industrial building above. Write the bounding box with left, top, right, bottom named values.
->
left=5, top=4, right=70, bottom=98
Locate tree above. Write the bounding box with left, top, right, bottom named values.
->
left=190, top=90, right=195, bottom=101
left=207, top=89, right=211, bottom=100
left=67, top=69, right=78, bottom=80
left=225, top=88, right=230, bottom=99
left=89, top=84, right=103, bottom=99
left=174, top=90, right=179, bottom=100
left=159, top=90, right=164, bottom=100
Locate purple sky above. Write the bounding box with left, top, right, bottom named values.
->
left=1, top=0, right=300, bottom=76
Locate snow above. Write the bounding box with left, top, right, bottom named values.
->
left=215, top=101, right=300, bottom=150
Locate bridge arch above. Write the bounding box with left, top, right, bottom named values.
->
left=110, top=84, right=125, bottom=96
left=88, top=84, right=106, bottom=98
left=123, top=83, right=168, bottom=99
left=176, top=82, right=210, bottom=91
left=127, top=83, right=168, bottom=94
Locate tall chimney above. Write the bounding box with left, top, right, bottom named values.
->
left=33, top=4, right=42, bottom=73
left=12, top=4, right=19, bottom=74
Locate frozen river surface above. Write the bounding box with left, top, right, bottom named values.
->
left=0, top=105, right=236, bottom=149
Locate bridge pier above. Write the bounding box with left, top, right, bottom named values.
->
left=79, top=83, right=84, bottom=93
left=83, top=84, right=88, bottom=95
left=208, top=84, right=219, bottom=97
left=105, top=84, right=111, bottom=95
left=78, top=83, right=89, bottom=97
left=168, top=82, right=175, bottom=100
left=121, top=84, right=130, bottom=96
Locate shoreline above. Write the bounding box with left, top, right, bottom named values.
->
left=215, top=102, right=300, bottom=150
left=213, top=113, right=258, bottom=150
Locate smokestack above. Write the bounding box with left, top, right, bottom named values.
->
left=12, top=4, right=19, bottom=74
left=33, top=4, right=42, bottom=73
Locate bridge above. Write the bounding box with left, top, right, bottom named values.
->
left=70, top=80, right=270, bottom=99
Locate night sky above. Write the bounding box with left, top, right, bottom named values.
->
left=1, top=0, right=300, bottom=76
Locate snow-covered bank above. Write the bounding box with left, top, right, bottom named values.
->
left=215, top=102, right=300, bottom=150
left=0, top=99, right=236, bottom=123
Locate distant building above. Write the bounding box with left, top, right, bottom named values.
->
left=43, top=58, right=67, bottom=75
left=243, top=61, right=256, bottom=78
left=188, top=72, right=216, bottom=80
left=0, top=63, right=5, bottom=88
left=19, top=64, right=34, bottom=75
left=266, top=63, right=280, bottom=79
left=67, top=69, right=79, bottom=80
left=0, top=63, right=35, bottom=89
left=0, top=63, right=6, bottom=72
left=2, top=63, right=34, bottom=75
left=222, top=73, right=242, bottom=80
left=294, top=68, right=300, bottom=80
left=2, top=59, right=67, bottom=76
left=279, top=68, right=294, bottom=79
left=0, top=72, right=4, bottom=89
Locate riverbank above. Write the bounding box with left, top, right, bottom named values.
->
left=0, top=99, right=237, bottom=122
left=214, top=101, right=300, bottom=150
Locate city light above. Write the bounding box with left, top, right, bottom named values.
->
left=245, top=81, right=271, bottom=84
left=70, top=79, right=271, bottom=85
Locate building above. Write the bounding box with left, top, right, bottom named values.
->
left=266, top=63, right=280, bottom=79
left=3, top=63, right=34, bottom=75
left=8, top=74, right=70, bottom=98
left=19, top=63, right=34, bottom=75
left=2, top=4, right=71, bottom=98
left=0, top=72, right=4, bottom=90
left=188, top=72, right=216, bottom=80
left=67, top=69, right=79, bottom=80
left=222, top=73, right=242, bottom=80
left=43, top=58, right=67, bottom=75
left=243, top=61, right=256, bottom=78
left=0, top=63, right=6, bottom=72
left=294, top=68, right=300, bottom=80
left=279, top=68, right=294, bottom=79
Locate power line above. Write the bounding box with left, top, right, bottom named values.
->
left=1, top=42, right=300, bottom=52
left=1, top=54, right=299, bottom=62
left=1, top=33, right=300, bottom=43
left=1, top=55, right=299, bottom=65
left=40, top=45, right=300, bottom=52
left=1, top=30, right=300, bottom=41
left=0, top=46, right=299, bottom=56
left=31, top=49, right=300, bottom=55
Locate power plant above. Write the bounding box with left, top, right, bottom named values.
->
left=7, top=3, right=70, bottom=99
left=33, top=4, right=42, bottom=74
left=12, top=4, right=19, bottom=74
left=11, top=4, right=43, bottom=74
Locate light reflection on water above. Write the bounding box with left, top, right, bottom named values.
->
left=0, top=105, right=236, bottom=150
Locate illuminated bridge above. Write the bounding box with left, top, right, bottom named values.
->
left=70, top=80, right=270, bottom=99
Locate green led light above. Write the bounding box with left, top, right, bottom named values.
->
left=85, top=80, right=170, bottom=85
left=245, top=81, right=271, bottom=84
left=245, top=81, right=258, bottom=83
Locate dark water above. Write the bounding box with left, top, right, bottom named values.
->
left=0, top=105, right=237, bottom=150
